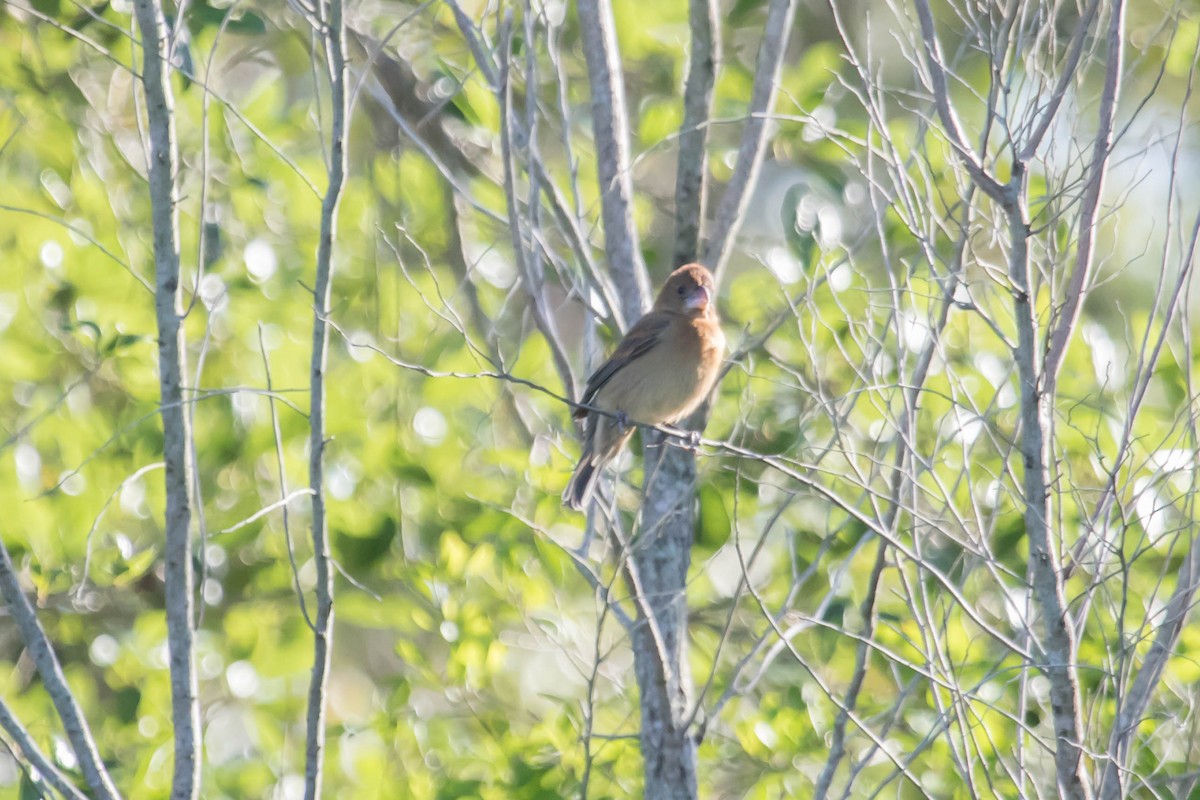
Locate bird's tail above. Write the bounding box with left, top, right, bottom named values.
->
left=563, top=455, right=600, bottom=511
left=564, top=418, right=634, bottom=511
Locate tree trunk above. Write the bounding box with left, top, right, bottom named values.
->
left=632, top=434, right=699, bottom=799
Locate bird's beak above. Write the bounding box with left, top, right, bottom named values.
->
left=684, top=285, right=711, bottom=311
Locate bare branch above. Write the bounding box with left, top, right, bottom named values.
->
left=704, top=0, right=799, bottom=284
left=1099, top=531, right=1200, bottom=800
left=258, top=328, right=316, bottom=630
left=0, top=205, right=149, bottom=293
left=76, top=462, right=165, bottom=602
left=812, top=541, right=888, bottom=800
left=1043, top=0, right=1125, bottom=388
left=217, top=489, right=317, bottom=537
left=0, top=542, right=119, bottom=800
left=303, top=0, right=349, bottom=795
left=0, top=699, right=89, bottom=800
left=348, top=25, right=478, bottom=179
left=910, top=0, right=1005, bottom=200
left=443, top=0, right=497, bottom=88
left=672, top=0, right=719, bottom=267
left=496, top=12, right=578, bottom=397
left=1017, top=0, right=1104, bottom=162
left=131, top=1, right=200, bottom=796
left=577, top=0, right=650, bottom=324
left=1004, top=191, right=1092, bottom=800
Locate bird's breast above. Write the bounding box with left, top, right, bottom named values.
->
left=594, top=315, right=724, bottom=425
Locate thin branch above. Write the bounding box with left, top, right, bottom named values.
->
left=1043, top=0, right=1125, bottom=388
left=217, top=489, right=318, bottom=536
left=258, top=327, right=316, bottom=629
left=813, top=244, right=967, bottom=797
left=303, top=0, right=349, bottom=796
left=672, top=0, right=719, bottom=267
left=1098, top=526, right=1200, bottom=800
left=0, top=699, right=89, bottom=800
left=131, top=1, right=200, bottom=797
left=443, top=0, right=498, bottom=88
left=496, top=12, right=578, bottom=397
left=577, top=0, right=650, bottom=324
left=1016, top=0, right=1104, bottom=162
left=0, top=205, right=149, bottom=293
left=76, top=462, right=165, bottom=602
left=703, top=0, right=799, bottom=284
left=910, top=0, right=1005, bottom=200
left=0, top=542, right=120, bottom=800
left=1004, top=183, right=1092, bottom=800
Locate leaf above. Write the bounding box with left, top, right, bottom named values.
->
left=103, top=332, right=143, bottom=354
left=112, top=548, right=157, bottom=586
left=66, top=319, right=102, bottom=341
left=334, top=516, right=397, bottom=571
left=994, top=515, right=1026, bottom=561
left=189, top=2, right=267, bottom=35
left=115, top=686, right=141, bottom=723
left=68, top=1, right=109, bottom=31
left=224, top=10, right=266, bottom=36
left=18, top=770, right=43, bottom=800
left=697, top=484, right=731, bottom=549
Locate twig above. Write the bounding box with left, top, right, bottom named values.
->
left=496, top=12, right=578, bottom=397
left=217, top=489, right=317, bottom=536
left=813, top=240, right=967, bottom=798
left=703, top=0, right=799, bottom=284
left=1043, top=0, right=1125, bottom=389
left=910, top=0, right=1004, bottom=200
left=0, top=205, right=149, bottom=293
left=258, top=327, right=315, bottom=630
left=1016, top=0, right=1104, bottom=163
left=76, top=462, right=165, bottom=602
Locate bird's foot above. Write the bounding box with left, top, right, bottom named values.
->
left=680, top=430, right=702, bottom=452
left=615, top=410, right=630, bottom=432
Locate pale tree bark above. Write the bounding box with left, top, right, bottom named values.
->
left=672, top=0, right=719, bottom=268
left=575, top=4, right=695, bottom=794
left=910, top=1, right=1105, bottom=796
left=577, top=0, right=651, bottom=327
left=1003, top=182, right=1091, bottom=800
left=704, top=0, right=799, bottom=285
left=638, top=4, right=723, bottom=788
left=629, top=450, right=699, bottom=800
left=1099, top=518, right=1200, bottom=800
left=574, top=0, right=800, bottom=793
left=0, top=543, right=119, bottom=800
left=1043, top=0, right=1124, bottom=391
left=132, top=1, right=201, bottom=797
left=0, top=697, right=89, bottom=800
left=304, top=0, right=349, bottom=797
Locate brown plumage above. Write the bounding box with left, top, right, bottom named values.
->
left=563, top=263, right=725, bottom=510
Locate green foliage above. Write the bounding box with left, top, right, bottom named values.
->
left=1, top=0, right=1198, bottom=797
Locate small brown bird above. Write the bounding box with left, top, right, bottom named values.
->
left=564, top=263, right=725, bottom=510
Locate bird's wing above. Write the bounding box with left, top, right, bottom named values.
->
left=574, top=313, right=672, bottom=419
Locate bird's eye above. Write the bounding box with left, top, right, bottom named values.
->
left=677, top=285, right=685, bottom=295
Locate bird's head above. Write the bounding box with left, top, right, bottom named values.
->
left=655, top=263, right=717, bottom=317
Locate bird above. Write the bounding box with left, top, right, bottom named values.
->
left=563, top=263, right=725, bottom=511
